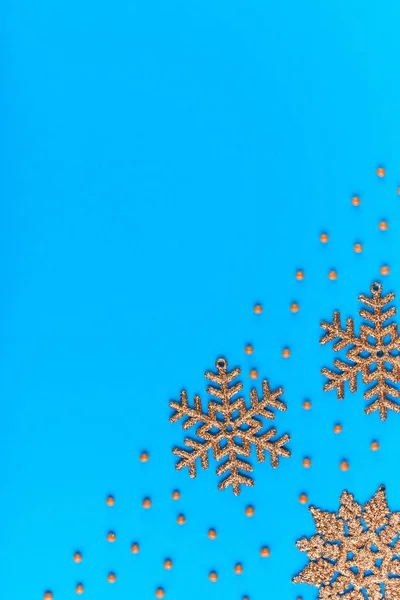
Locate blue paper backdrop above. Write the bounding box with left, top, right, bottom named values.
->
left=2, top=0, right=400, bottom=598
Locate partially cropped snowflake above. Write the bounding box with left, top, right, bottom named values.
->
left=293, top=486, right=400, bottom=599
left=169, top=357, right=291, bottom=495
left=321, top=281, right=400, bottom=420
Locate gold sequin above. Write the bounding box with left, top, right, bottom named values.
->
left=282, top=348, right=290, bottom=358
left=44, top=594, right=53, bottom=600
left=334, top=424, right=342, bottom=434
left=155, top=588, right=165, bottom=598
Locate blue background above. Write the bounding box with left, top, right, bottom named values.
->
left=2, top=0, right=400, bottom=598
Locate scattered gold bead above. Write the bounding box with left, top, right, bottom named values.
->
left=381, top=265, right=390, bottom=276
left=76, top=584, right=84, bottom=595
left=282, top=348, right=290, bottom=359
left=398, top=187, right=400, bottom=195
left=290, top=303, right=299, bottom=313
left=73, top=552, right=82, bottom=563
left=250, top=369, right=258, bottom=380
left=164, top=559, right=173, bottom=570
left=177, top=514, right=185, bottom=525
left=142, top=497, right=152, bottom=509
left=299, top=494, right=308, bottom=505
left=253, top=304, right=263, bottom=314
left=351, top=196, right=361, bottom=206
left=377, top=167, right=386, bottom=178
left=295, top=270, right=304, bottom=281
left=320, top=233, right=329, bottom=243
left=334, top=424, right=342, bottom=434
left=107, top=532, right=116, bottom=543
left=354, top=243, right=363, bottom=253
left=340, top=460, right=350, bottom=472
left=108, top=573, right=116, bottom=584
left=234, top=563, right=243, bottom=575
left=44, top=594, right=53, bottom=600
left=245, top=505, right=255, bottom=517
left=328, top=270, right=337, bottom=281
left=106, top=495, right=115, bottom=507
left=244, top=345, right=254, bottom=355
left=260, top=546, right=270, bottom=558
left=208, top=528, right=217, bottom=540
left=155, top=589, right=165, bottom=599
left=371, top=441, right=380, bottom=451
left=140, top=452, right=149, bottom=462
left=209, top=571, right=218, bottom=582
left=303, top=400, right=311, bottom=410
left=172, top=490, right=180, bottom=500
left=379, top=220, right=388, bottom=231
left=131, top=543, right=140, bottom=554
left=302, top=458, right=312, bottom=468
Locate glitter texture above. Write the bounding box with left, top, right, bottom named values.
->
left=293, top=485, right=400, bottom=599
left=170, top=357, right=291, bottom=495
left=321, top=282, right=400, bottom=420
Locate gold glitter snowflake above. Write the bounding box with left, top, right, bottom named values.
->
left=169, top=357, right=291, bottom=495
left=293, top=486, right=400, bottom=600
left=321, top=281, right=400, bottom=420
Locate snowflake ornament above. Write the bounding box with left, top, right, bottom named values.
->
left=321, top=281, right=400, bottom=420
left=169, top=357, right=291, bottom=495
left=293, top=485, right=400, bottom=600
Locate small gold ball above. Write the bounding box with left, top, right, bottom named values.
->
left=377, top=167, right=386, bottom=177
left=379, top=220, right=389, bottom=231
left=131, top=543, right=140, bottom=554
left=340, top=460, right=350, bottom=472
left=371, top=441, right=380, bottom=451
left=44, top=594, right=53, bottom=600
left=253, top=304, right=263, bottom=315
left=260, top=546, right=270, bottom=558
left=245, top=505, right=255, bottom=517
left=107, top=532, right=116, bottom=543
left=140, top=452, right=149, bottom=462
left=334, top=424, right=342, bottom=434
left=76, top=584, right=84, bottom=595
left=351, top=196, right=361, bottom=206
left=177, top=514, right=185, bottom=525
left=381, top=265, right=390, bottom=276
left=398, top=187, right=400, bottom=195
left=250, top=369, right=258, bottom=380
left=155, top=588, right=165, bottom=598
left=208, top=528, right=217, bottom=540
left=209, top=571, right=218, bottom=582
left=172, top=490, right=180, bottom=500
left=244, top=345, right=254, bottom=355
left=303, top=400, right=311, bottom=410
left=234, top=563, right=243, bottom=575
left=290, top=303, right=299, bottom=313
left=354, top=243, right=363, bottom=253
left=320, top=233, right=329, bottom=243
left=299, top=494, right=308, bottom=505
left=164, top=559, right=173, bottom=570
left=302, top=458, right=312, bottom=468
left=106, top=495, right=115, bottom=506
left=295, top=270, right=304, bottom=281
left=108, top=573, right=116, bottom=584
left=328, top=270, right=337, bottom=281
left=282, top=348, right=290, bottom=359
left=142, top=498, right=152, bottom=509
left=73, top=552, right=82, bottom=563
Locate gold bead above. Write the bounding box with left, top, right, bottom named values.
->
left=140, top=452, right=149, bottom=462
left=253, top=304, right=262, bottom=314
left=320, top=233, right=329, bottom=243
left=172, top=490, right=180, bottom=500
left=177, top=514, right=185, bottom=525
left=249, top=369, right=258, bottom=380
left=340, top=460, right=349, bottom=472
left=295, top=270, right=304, bottom=281
left=73, top=552, right=82, bottom=563
left=303, top=400, right=311, bottom=410
left=155, top=588, right=165, bottom=598
left=379, top=220, right=388, bottom=231
left=44, top=594, right=53, bottom=600
left=299, top=494, right=308, bottom=505
left=108, top=573, right=116, bottom=584
left=107, top=532, right=116, bottom=543
left=380, top=265, right=390, bottom=276
left=371, top=441, right=380, bottom=451
left=131, top=543, right=140, bottom=554
left=234, top=563, right=243, bottom=575
left=208, top=528, right=217, bottom=540
left=142, top=497, right=152, bottom=509
left=106, top=495, right=115, bottom=506
left=351, top=196, right=361, bottom=206
left=209, top=571, right=218, bottom=582
left=260, top=546, right=270, bottom=558
left=245, top=505, right=255, bottom=517
left=282, top=348, right=290, bottom=359
left=290, top=303, right=299, bottom=313
left=164, top=559, right=173, bottom=570
left=328, top=270, right=337, bottom=280
left=302, top=458, right=311, bottom=468
left=377, top=167, right=386, bottom=177
left=244, top=345, right=254, bottom=355
left=354, top=243, right=363, bottom=253
left=76, top=584, right=84, bottom=595
left=333, top=424, right=342, bottom=434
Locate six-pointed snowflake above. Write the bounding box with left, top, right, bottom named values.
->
left=321, top=281, right=400, bottom=420
left=293, top=486, right=400, bottom=600
left=169, top=357, right=291, bottom=495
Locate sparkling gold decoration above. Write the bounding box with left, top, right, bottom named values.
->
left=293, top=485, right=400, bottom=599
left=44, top=593, right=53, bottom=600
left=170, top=358, right=291, bottom=495
left=321, top=282, right=400, bottom=420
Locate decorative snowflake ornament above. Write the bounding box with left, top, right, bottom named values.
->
left=321, top=281, right=400, bottom=420
left=169, top=357, right=291, bottom=495
left=293, top=485, right=400, bottom=600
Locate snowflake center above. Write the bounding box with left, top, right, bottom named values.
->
left=225, top=425, right=234, bottom=433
